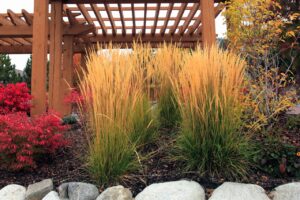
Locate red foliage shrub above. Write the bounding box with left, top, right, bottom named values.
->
left=0, top=82, right=32, bottom=114
left=0, top=112, right=68, bottom=170
left=64, top=89, right=85, bottom=105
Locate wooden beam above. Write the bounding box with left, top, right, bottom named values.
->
left=200, top=0, right=216, bottom=46
left=131, top=3, right=136, bottom=36
left=160, top=3, right=173, bottom=35
left=31, top=0, right=49, bottom=115
left=91, top=4, right=107, bottom=36
left=7, top=9, right=26, bottom=25
left=170, top=3, right=187, bottom=35
left=151, top=3, right=160, bottom=35
left=179, top=3, right=199, bottom=35
left=142, top=3, right=147, bottom=35
left=0, top=24, right=95, bottom=37
left=49, top=1, right=63, bottom=113
left=89, top=34, right=200, bottom=43
left=105, top=4, right=116, bottom=36
left=117, top=3, right=126, bottom=36
left=52, top=0, right=225, bottom=3
left=61, top=36, right=74, bottom=116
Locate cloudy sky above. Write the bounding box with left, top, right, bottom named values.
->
left=0, top=0, right=226, bottom=70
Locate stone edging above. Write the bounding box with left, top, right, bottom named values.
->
left=0, top=179, right=299, bottom=200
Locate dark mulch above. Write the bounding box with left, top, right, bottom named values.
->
left=0, top=121, right=299, bottom=197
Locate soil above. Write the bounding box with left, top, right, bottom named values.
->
left=0, top=120, right=299, bottom=198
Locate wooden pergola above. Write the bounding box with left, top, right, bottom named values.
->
left=0, top=0, right=225, bottom=116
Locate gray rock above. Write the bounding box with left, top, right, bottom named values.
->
left=68, top=182, right=99, bottom=200
left=270, top=182, right=300, bottom=200
left=58, top=183, right=69, bottom=199
left=135, top=180, right=205, bottom=200
left=286, top=104, right=300, bottom=115
left=25, top=179, right=54, bottom=200
left=0, top=184, right=26, bottom=200
left=42, top=191, right=60, bottom=200
left=209, top=182, right=270, bottom=200
left=96, top=186, right=133, bottom=200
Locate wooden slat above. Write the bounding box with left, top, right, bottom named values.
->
left=7, top=9, right=27, bottom=25
left=69, top=16, right=201, bottom=22
left=186, top=12, right=201, bottom=35
left=131, top=3, right=136, bottom=36
left=77, top=4, right=93, bottom=24
left=200, top=0, right=216, bottom=46
left=151, top=3, right=160, bottom=35
left=142, top=3, right=147, bottom=35
left=160, top=3, right=174, bottom=35
left=91, top=4, right=107, bottom=36
left=178, top=3, right=199, bottom=35
left=105, top=4, right=116, bottom=36
left=22, top=9, right=33, bottom=25
left=1, top=38, right=22, bottom=45
left=31, top=0, right=49, bottom=115
left=170, top=3, right=187, bottom=35
left=117, top=3, right=126, bottom=36
left=49, top=1, right=63, bottom=113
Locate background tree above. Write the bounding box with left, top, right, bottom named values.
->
left=23, top=55, right=32, bottom=89
left=0, top=54, right=22, bottom=84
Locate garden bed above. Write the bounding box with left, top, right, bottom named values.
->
left=0, top=123, right=298, bottom=196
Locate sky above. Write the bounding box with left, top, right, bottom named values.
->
left=0, top=0, right=227, bottom=70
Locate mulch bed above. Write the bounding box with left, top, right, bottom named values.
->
left=0, top=121, right=299, bottom=197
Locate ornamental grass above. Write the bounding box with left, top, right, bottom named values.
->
left=78, top=44, right=156, bottom=185
left=152, top=44, right=187, bottom=129
left=171, top=46, right=253, bottom=178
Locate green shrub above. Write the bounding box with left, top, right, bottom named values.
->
left=254, top=136, right=300, bottom=177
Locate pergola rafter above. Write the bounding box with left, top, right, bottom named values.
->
left=0, top=0, right=225, bottom=116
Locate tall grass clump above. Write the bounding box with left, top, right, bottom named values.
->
left=153, top=44, right=187, bottom=129
left=78, top=45, right=156, bottom=185
left=171, top=46, right=252, bottom=178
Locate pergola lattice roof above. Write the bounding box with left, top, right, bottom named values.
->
left=0, top=1, right=224, bottom=53
left=0, top=0, right=224, bottom=115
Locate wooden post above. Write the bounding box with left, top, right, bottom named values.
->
left=31, top=0, right=49, bottom=116
left=49, top=1, right=63, bottom=113
left=61, top=36, right=74, bottom=116
left=200, top=0, right=216, bottom=47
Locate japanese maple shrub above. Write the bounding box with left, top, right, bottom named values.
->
left=0, top=112, right=68, bottom=170
left=0, top=82, right=32, bottom=114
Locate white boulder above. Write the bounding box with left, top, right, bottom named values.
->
left=270, top=182, right=300, bottom=200
left=209, top=182, right=270, bottom=200
left=0, top=184, right=26, bottom=200
left=135, top=180, right=205, bottom=200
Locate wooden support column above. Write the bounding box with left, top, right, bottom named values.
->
left=31, top=0, right=49, bottom=116
left=200, top=0, right=216, bottom=46
left=49, top=1, right=63, bottom=113
left=61, top=36, right=74, bottom=116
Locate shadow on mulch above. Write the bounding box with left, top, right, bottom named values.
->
left=0, top=124, right=299, bottom=197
